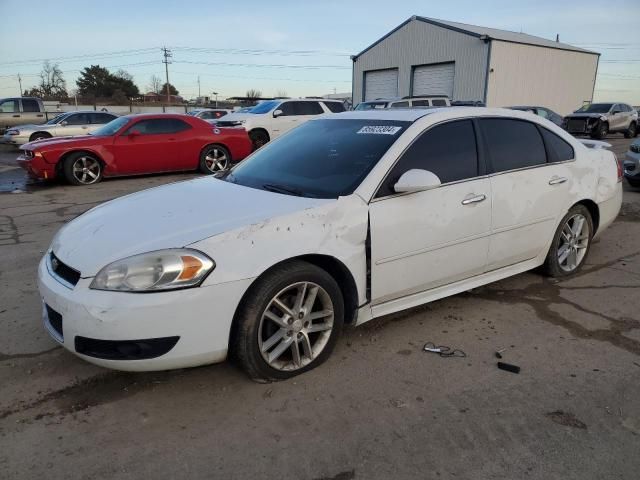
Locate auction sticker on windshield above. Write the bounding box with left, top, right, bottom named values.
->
left=357, top=125, right=402, bottom=135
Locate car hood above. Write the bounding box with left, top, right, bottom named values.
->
left=566, top=112, right=607, bottom=119
left=51, top=177, right=331, bottom=276
left=217, top=112, right=256, bottom=122
left=10, top=124, right=53, bottom=133
left=22, top=135, right=104, bottom=150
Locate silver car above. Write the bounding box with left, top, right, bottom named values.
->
left=1, top=111, right=118, bottom=146
left=623, top=138, right=640, bottom=188
left=563, top=102, right=638, bottom=139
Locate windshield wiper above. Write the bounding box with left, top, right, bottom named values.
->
left=262, top=183, right=305, bottom=197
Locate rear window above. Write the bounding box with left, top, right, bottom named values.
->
left=431, top=99, right=447, bottom=107
left=323, top=101, right=346, bottom=113
left=390, top=101, right=409, bottom=108
left=224, top=119, right=409, bottom=199
left=540, top=128, right=574, bottom=162
left=22, top=99, right=40, bottom=112
left=480, top=119, right=546, bottom=172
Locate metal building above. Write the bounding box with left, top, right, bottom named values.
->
left=352, top=16, right=599, bottom=114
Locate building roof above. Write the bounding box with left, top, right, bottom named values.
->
left=353, top=16, right=599, bottom=60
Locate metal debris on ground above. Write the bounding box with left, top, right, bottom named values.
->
left=497, top=362, right=521, bottom=374
left=423, top=342, right=466, bottom=357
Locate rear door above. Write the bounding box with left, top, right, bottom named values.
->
left=482, top=118, right=573, bottom=270
left=370, top=119, right=491, bottom=307
left=20, top=98, right=45, bottom=124
left=0, top=99, right=21, bottom=128
left=87, top=113, right=117, bottom=133
left=112, top=118, right=192, bottom=174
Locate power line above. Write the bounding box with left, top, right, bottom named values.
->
left=0, top=48, right=160, bottom=67
left=176, top=60, right=350, bottom=70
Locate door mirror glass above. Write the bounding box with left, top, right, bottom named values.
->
left=394, top=169, right=441, bottom=193
left=273, top=109, right=283, bottom=118
left=60, top=120, right=68, bottom=126
left=612, top=110, right=621, bottom=115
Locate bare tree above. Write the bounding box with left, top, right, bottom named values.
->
left=114, top=69, right=134, bottom=82
left=38, top=61, right=67, bottom=98
left=245, top=89, right=262, bottom=100
left=147, top=75, right=163, bottom=94
left=275, top=89, right=288, bottom=98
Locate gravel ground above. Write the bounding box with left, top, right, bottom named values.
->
left=0, top=136, right=639, bottom=480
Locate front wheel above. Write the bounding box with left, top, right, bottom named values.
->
left=62, top=152, right=103, bottom=186
left=542, top=205, right=593, bottom=277
left=590, top=121, right=608, bottom=140
left=627, top=177, right=640, bottom=188
left=232, top=260, right=344, bottom=382
left=624, top=122, right=637, bottom=139
left=199, top=144, right=231, bottom=174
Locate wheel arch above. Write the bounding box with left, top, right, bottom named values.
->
left=574, top=199, right=600, bottom=234
left=29, top=131, right=52, bottom=142
left=229, top=254, right=360, bottom=351
left=248, top=127, right=270, bottom=141
left=57, top=149, right=106, bottom=175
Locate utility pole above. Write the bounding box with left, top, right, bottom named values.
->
left=197, top=76, right=201, bottom=100
left=17, top=74, right=22, bottom=96
left=212, top=92, right=218, bottom=108
left=162, top=47, right=172, bottom=104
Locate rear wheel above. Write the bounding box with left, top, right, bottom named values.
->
left=249, top=129, right=269, bottom=150
left=627, top=178, right=640, bottom=188
left=232, top=260, right=344, bottom=382
left=624, top=122, right=637, bottom=139
left=199, top=144, right=231, bottom=174
left=542, top=205, right=593, bottom=277
left=62, top=152, right=103, bottom=186
left=590, top=121, right=608, bottom=140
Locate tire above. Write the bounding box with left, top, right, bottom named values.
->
left=542, top=205, right=593, bottom=277
left=199, top=144, right=231, bottom=174
left=232, top=260, right=344, bottom=382
left=30, top=132, right=51, bottom=142
left=62, top=152, right=103, bottom=186
left=249, top=129, right=269, bottom=150
left=624, top=122, right=637, bottom=139
left=627, top=178, right=640, bottom=188
left=590, top=121, right=608, bottom=140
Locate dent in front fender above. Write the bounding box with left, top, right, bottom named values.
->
left=190, top=194, right=370, bottom=305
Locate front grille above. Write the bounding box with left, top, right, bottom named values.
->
left=567, top=119, right=587, bottom=133
left=75, top=336, right=180, bottom=360
left=49, top=252, right=81, bottom=287
left=215, top=120, right=241, bottom=127
left=45, top=304, right=63, bottom=340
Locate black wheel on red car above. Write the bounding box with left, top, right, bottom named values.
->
left=199, top=144, right=231, bottom=174
left=62, top=152, right=103, bottom=186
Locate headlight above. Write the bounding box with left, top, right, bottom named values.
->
left=90, top=249, right=215, bottom=292
left=7, top=129, right=19, bottom=135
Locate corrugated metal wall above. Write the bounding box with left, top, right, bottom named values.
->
left=486, top=41, right=599, bottom=115
left=353, top=20, right=489, bottom=103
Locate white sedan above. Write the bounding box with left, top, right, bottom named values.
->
left=38, top=108, right=622, bottom=381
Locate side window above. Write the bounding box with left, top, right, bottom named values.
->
left=295, top=101, right=324, bottom=115
left=411, top=100, right=429, bottom=107
left=376, top=120, right=478, bottom=198
left=0, top=99, right=19, bottom=113
left=168, top=119, right=191, bottom=132
left=323, top=102, right=345, bottom=113
left=540, top=128, right=575, bottom=162
left=480, top=119, right=546, bottom=172
left=22, top=99, right=40, bottom=112
left=278, top=102, right=295, bottom=116
left=536, top=109, right=550, bottom=119
left=200, top=111, right=214, bottom=119
left=431, top=99, right=447, bottom=107
left=613, top=104, right=622, bottom=113
left=65, top=113, right=89, bottom=125
left=89, top=113, right=116, bottom=124
left=390, top=101, right=409, bottom=108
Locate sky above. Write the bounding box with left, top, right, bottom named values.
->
left=0, top=0, right=638, bottom=105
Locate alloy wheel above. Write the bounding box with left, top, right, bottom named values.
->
left=258, top=281, right=334, bottom=371
left=204, top=147, right=228, bottom=172
left=557, top=213, right=589, bottom=272
left=72, top=156, right=101, bottom=184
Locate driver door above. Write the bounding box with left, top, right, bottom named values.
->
left=54, top=112, right=90, bottom=136
left=369, top=119, right=491, bottom=309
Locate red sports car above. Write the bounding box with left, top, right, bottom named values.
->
left=16, top=113, right=253, bottom=186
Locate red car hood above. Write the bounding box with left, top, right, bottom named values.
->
left=22, top=135, right=109, bottom=150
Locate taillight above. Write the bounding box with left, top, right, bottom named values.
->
left=615, top=153, right=623, bottom=182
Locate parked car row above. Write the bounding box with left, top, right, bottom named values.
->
left=37, top=107, right=622, bottom=379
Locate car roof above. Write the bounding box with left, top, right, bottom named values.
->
left=324, top=107, right=542, bottom=122
left=121, top=113, right=193, bottom=120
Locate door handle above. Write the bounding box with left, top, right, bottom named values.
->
left=461, top=194, right=486, bottom=205
left=549, top=176, right=567, bottom=185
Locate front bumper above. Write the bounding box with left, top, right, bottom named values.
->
left=564, top=117, right=600, bottom=134
left=37, top=254, right=253, bottom=371
left=16, top=153, right=56, bottom=180
left=2, top=133, right=30, bottom=145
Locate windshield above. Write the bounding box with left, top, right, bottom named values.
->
left=91, top=116, right=129, bottom=136
left=354, top=102, right=388, bottom=111
left=223, top=119, right=409, bottom=199
left=248, top=100, right=280, bottom=114
left=575, top=103, right=613, bottom=113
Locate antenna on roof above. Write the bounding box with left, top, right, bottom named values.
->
left=556, top=34, right=560, bottom=42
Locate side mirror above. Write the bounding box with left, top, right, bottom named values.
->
left=60, top=120, right=68, bottom=126
left=394, top=169, right=441, bottom=194
left=128, top=130, right=141, bottom=137
left=612, top=110, right=621, bottom=115
left=273, top=109, right=283, bottom=118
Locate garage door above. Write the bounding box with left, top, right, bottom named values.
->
left=364, top=69, right=398, bottom=101
left=412, top=63, right=455, bottom=98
